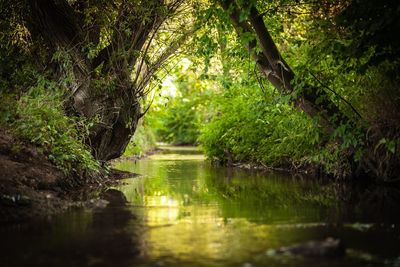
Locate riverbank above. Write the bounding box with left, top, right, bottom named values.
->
left=206, top=154, right=327, bottom=181
left=113, top=145, right=203, bottom=163
left=0, top=128, right=131, bottom=223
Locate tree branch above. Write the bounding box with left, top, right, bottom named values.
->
left=219, top=0, right=356, bottom=134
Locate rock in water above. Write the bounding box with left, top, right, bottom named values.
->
left=99, top=189, right=128, bottom=207
left=277, top=237, right=346, bottom=258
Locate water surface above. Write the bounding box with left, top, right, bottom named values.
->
left=1, top=146, right=400, bottom=267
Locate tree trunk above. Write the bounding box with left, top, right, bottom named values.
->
left=220, top=1, right=400, bottom=182
left=220, top=0, right=352, bottom=134
left=28, top=0, right=161, bottom=161
left=87, top=95, right=141, bottom=161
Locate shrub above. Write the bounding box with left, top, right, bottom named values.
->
left=200, top=83, right=322, bottom=167
left=154, top=96, right=203, bottom=145
left=12, top=82, right=100, bottom=175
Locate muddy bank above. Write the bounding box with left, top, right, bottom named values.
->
left=0, top=128, right=134, bottom=223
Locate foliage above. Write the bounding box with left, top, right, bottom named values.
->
left=5, top=80, right=100, bottom=175
left=286, top=0, right=400, bottom=178
left=154, top=97, right=202, bottom=145
left=191, top=0, right=400, bottom=180
left=147, top=68, right=213, bottom=145
left=0, top=1, right=100, bottom=175
left=200, top=81, right=322, bottom=167
left=124, top=121, right=156, bottom=157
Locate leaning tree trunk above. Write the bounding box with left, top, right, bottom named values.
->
left=220, top=0, right=353, bottom=134
left=220, top=1, right=400, bottom=182
left=28, top=0, right=170, bottom=161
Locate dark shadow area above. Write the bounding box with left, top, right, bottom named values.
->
left=0, top=190, right=143, bottom=267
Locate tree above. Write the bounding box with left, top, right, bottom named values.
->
left=218, top=0, right=400, bottom=180
left=25, top=0, right=190, bottom=161
left=218, top=0, right=352, bottom=134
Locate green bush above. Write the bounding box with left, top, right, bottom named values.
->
left=154, top=96, right=203, bottom=145
left=12, top=82, right=100, bottom=175
left=147, top=71, right=212, bottom=146
left=200, top=83, right=322, bottom=167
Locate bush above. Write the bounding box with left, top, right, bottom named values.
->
left=200, top=83, right=322, bottom=167
left=11, top=82, right=100, bottom=175
left=147, top=71, right=211, bottom=146
left=154, top=96, right=203, bottom=145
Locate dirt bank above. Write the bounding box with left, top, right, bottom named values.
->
left=0, top=128, right=132, bottom=223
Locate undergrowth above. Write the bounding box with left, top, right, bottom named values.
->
left=199, top=83, right=325, bottom=169
left=0, top=79, right=100, bottom=176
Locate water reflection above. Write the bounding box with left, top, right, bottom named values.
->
left=113, top=147, right=400, bottom=267
left=0, top=204, right=142, bottom=267
left=1, top=146, right=400, bottom=267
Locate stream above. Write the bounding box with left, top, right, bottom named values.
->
left=1, top=146, right=400, bottom=267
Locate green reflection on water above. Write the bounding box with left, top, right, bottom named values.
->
left=2, top=147, right=399, bottom=267
left=113, top=148, right=342, bottom=266
left=115, top=157, right=335, bottom=223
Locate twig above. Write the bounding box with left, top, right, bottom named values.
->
left=309, top=71, right=363, bottom=119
